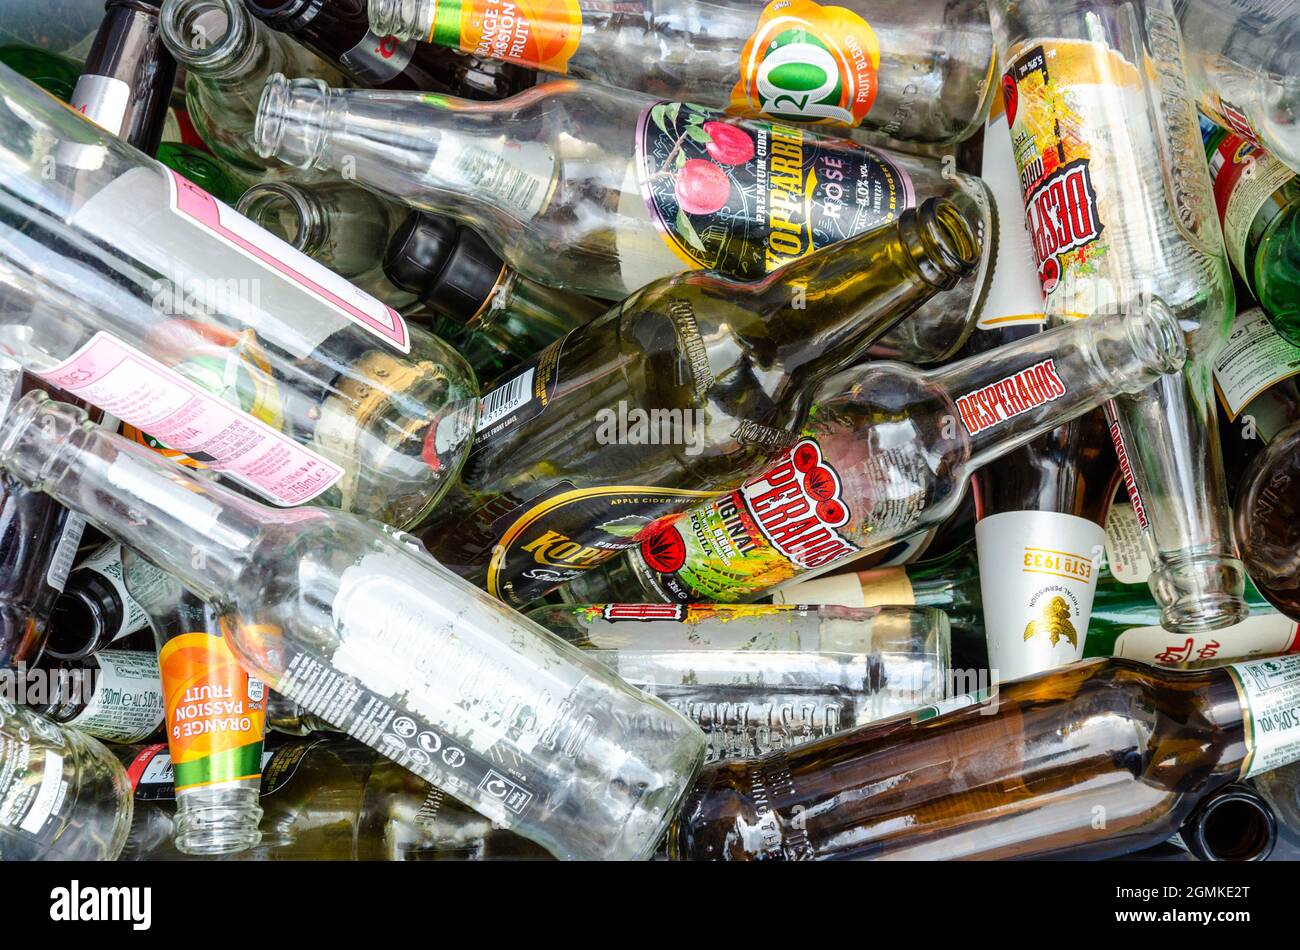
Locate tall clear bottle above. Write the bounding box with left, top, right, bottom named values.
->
left=416, top=200, right=979, bottom=607
left=0, top=703, right=133, bottom=860
left=158, top=0, right=346, bottom=175
left=368, top=0, right=995, bottom=144
left=253, top=73, right=994, bottom=316
left=987, top=0, right=1246, bottom=634
left=1176, top=0, right=1300, bottom=174
left=120, top=550, right=267, bottom=855
left=560, top=305, right=1185, bottom=606
left=0, top=64, right=477, bottom=529
left=0, top=391, right=707, bottom=861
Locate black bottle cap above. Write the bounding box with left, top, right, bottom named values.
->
left=43, top=571, right=124, bottom=661
left=244, top=0, right=320, bottom=30
left=383, top=212, right=507, bottom=326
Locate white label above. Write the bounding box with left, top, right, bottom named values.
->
left=976, top=510, right=1105, bottom=683
left=17, top=751, right=64, bottom=834
left=1104, top=502, right=1153, bottom=584
left=70, top=167, right=409, bottom=356
left=1230, top=654, right=1300, bottom=778
left=439, top=138, right=555, bottom=219
left=773, top=572, right=868, bottom=608
left=39, top=332, right=344, bottom=506
left=977, top=106, right=1047, bottom=330
left=1213, top=307, right=1300, bottom=419
left=69, top=73, right=132, bottom=135
left=1114, top=613, right=1300, bottom=665
left=339, top=31, right=416, bottom=84
left=477, top=366, right=535, bottom=430
left=69, top=650, right=165, bottom=743
left=45, top=514, right=86, bottom=593
left=74, top=542, right=161, bottom=641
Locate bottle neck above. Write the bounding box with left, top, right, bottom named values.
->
left=254, top=75, right=537, bottom=226
left=753, top=199, right=978, bottom=382
left=369, top=0, right=437, bottom=44
left=930, top=305, right=1186, bottom=472
left=162, top=0, right=277, bottom=85
left=0, top=393, right=260, bottom=603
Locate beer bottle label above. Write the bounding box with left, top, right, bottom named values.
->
left=74, top=542, right=167, bottom=642
left=629, top=437, right=901, bottom=602
left=1103, top=502, right=1153, bottom=584
left=1111, top=614, right=1300, bottom=667
left=975, top=510, right=1103, bottom=682
left=159, top=630, right=266, bottom=794
left=1205, top=131, right=1296, bottom=288
left=66, top=650, right=166, bottom=744
left=1212, top=308, right=1300, bottom=420
left=1228, top=654, right=1300, bottom=779
left=425, top=0, right=583, bottom=73
left=636, top=100, right=913, bottom=279
left=730, top=0, right=880, bottom=127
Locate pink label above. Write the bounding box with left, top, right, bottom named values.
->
left=167, top=171, right=410, bottom=354
left=39, top=332, right=343, bottom=506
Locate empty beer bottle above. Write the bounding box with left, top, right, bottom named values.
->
left=246, top=0, right=536, bottom=97
left=252, top=73, right=994, bottom=320
left=416, top=200, right=978, bottom=606
left=0, top=390, right=707, bottom=861
left=561, top=304, right=1185, bottom=607
left=25, top=649, right=165, bottom=744
left=44, top=542, right=168, bottom=660
left=1235, top=422, right=1300, bottom=622
left=369, top=0, right=995, bottom=144
left=669, top=653, right=1300, bottom=860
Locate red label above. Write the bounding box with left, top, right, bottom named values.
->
left=1023, top=159, right=1103, bottom=293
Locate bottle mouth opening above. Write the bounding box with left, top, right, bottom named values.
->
left=914, top=197, right=980, bottom=291
left=235, top=182, right=312, bottom=250
left=161, top=0, right=243, bottom=70
left=1128, top=297, right=1188, bottom=378
left=253, top=72, right=291, bottom=160
left=43, top=595, right=100, bottom=661
left=1191, top=791, right=1276, bottom=861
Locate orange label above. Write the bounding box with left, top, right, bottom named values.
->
left=427, top=0, right=583, bottom=73
left=731, top=0, right=880, bottom=127
left=159, top=631, right=265, bottom=791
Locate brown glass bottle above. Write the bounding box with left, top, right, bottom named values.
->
left=1235, top=421, right=1300, bottom=621
left=415, top=200, right=977, bottom=606
left=668, top=655, right=1300, bottom=861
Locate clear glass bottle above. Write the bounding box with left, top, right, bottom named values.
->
left=1176, top=0, right=1300, bottom=174
left=264, top=691, right=338, bottom=736
left=988, top=0, right=1245, bottom=635
left=253, top=73, right=995, bottom=316
left=0, top=391, right=707, bottom=862
left=416, top=200, right=978, bottom=607
left=0, top=64, right=478, bottom=529
left=369, top=0, right=995, bottom=144
left=560, top=304, right=1185, bottom=606
left=527, top=603, right=950, bottom=762
left=119, top=550, right=266, bottom=856
left=158, top=0, right=346, bottom=175
left=0, top=703, right=133, bottom=860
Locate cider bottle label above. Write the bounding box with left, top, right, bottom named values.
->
left=1204, top=128, right=1296, bottom=287
left=730, top=0, right=881, bottom=127
left=1212, top=307, right=1300, bottom=420
left=636, top=100, right=912, bottom=279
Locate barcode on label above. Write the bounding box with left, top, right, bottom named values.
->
left=455, top=146, right=544, bottom=217
left=478, top=368, right=535, bottom=431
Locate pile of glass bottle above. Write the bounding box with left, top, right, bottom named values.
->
left=1, top=0, right=1299, bottom=863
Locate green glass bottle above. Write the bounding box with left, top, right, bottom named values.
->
left=0, top=44, right=82, bottom=99
left=1205, top=116, right=1300, bottom=345
left=155, top=141, right=247, bottom=204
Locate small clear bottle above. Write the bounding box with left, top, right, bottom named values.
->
left=0, top=703, right=133, bottom=860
